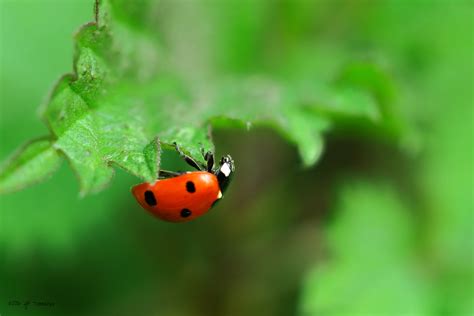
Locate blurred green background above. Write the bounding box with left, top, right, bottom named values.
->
left=0, top=1, right=472, bottom=315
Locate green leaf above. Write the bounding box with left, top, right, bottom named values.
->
left=299, top=182, right=433, bottom=316
left=1, top=0, right=396, bottom=195
left=0, top=138, right=62, bottom=194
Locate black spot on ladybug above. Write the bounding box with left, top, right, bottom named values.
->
left=186, top=181, right=196, bottom=193
left=144, top=190, right=157, bottom=206
left=181, top=208, right=192, bottom=218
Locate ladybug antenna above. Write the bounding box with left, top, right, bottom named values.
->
left=215, top=155, right=235, bottom=193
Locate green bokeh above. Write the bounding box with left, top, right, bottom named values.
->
left=1, top=1, right=472, bottom=316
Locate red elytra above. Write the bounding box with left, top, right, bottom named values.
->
left=132, top=171, right=222, bottom=223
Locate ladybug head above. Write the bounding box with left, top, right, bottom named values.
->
left=215, top=154, right=235, bottom=193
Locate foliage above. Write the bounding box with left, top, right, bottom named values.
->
left=0, top=0, right=393, bottom=196
left=0, top=1, right=472, bottom=316
left=0, top=138, right=62, bottom=194
left=300, top=182, right=433, bottom=316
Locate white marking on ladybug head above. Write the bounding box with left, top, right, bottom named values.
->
left=220, top=163, right=231, bottom=177
left=217, top=190, right=222, bottom=199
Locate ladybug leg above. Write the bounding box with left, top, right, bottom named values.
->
left=158, top=170, right=181, bottom=179
left=200, top=147, right=215, bottom=172
left=173, top=142, right=205, bottom=171
left=204, top=151, right=215, bottom=172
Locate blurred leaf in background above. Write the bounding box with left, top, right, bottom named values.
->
left=0, top=1, right=472, bottom=316
left=300, top=182, right=433, bottom=316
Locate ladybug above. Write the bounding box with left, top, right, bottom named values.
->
left=132, top=143, right=235, bottom=222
